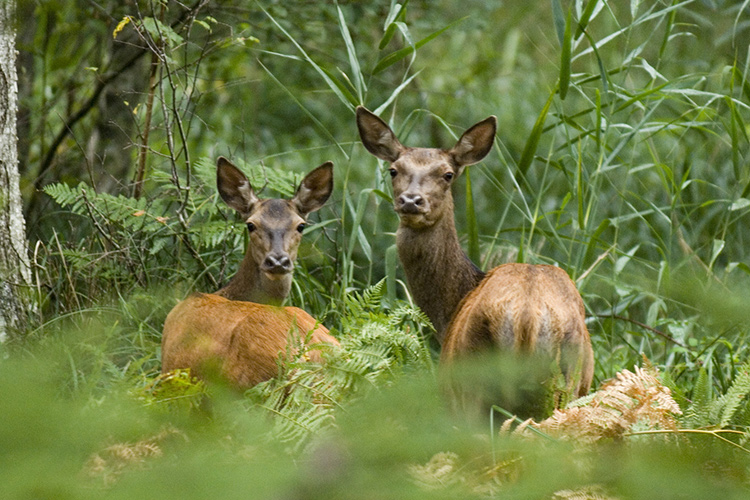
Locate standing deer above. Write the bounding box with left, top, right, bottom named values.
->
left=356, top=107, right=593, bottom=418
left=161, top=157, right=339, bottom=389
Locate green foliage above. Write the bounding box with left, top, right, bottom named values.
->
left=685, top=362, right=750, bottom=430
left=244, top=279, right=433, bottom=451
left=138, top=369, right=209, bottom=413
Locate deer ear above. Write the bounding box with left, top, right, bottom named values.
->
left=450, top=116, right=497, bottom=167
left=293, top=161, right=334, bottom=216
left=216, top=157, right=258, bottom=216
left=356, top=106, right=404, bottom=163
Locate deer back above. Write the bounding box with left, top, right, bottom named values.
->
left=161, top=293, right=337, bottom=389
left=441, top=264, right=594, bottom=395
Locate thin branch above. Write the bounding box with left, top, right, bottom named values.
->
left=624, top=428, right=750, bottom=454
left=33, top=0, right=208, bottom=191
left=595, top=313, right=687, bottom=348
left=33, top=48, right=146, bottom=191
left=132, top=49, right=159, bottom=199
left=576, top=245, right=613, bottom=284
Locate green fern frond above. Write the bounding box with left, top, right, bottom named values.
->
left=343, top=279, right=386, bottom=317
left=715, top=362, right=750, bottom=428
left=684, top=368, right=713, bottom=428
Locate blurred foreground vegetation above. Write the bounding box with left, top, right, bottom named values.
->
left=8, top=0, right=750, bottom=497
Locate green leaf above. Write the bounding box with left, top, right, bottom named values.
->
left=379, top=0, right=409, bottom=50
left=718, top=363, right=750, bottom=428
left=373, top=71, right=421, bottom=115
left=336, top=4, right=366, bottom=100
left=614, top=245, right=640, bottom=275
left=709, top=239, right=725, bottom=270
left=551, top=0, right=565, bottom=46
left=346, top=189, right=374, bottom=263
left=385, top=244, right=398, bottom=306
left=321, top=67, right=359, bottom=107
left=685, top=368, right=713, bottom=428
left=141, top=17, right=183, bottom=46
left=257, top=60, right=349, bottom=160
left=518, top=89, right=555, bottom=175
left=730, top=198, right=750, bottom=211
left=372, top=17, right=466, bottom=74
left=261, top=4, right=354, bottom=111
left=559, top=7, right=573, bottom=100
left=465, top=169, right=480, bottom=265
left=583, top=219, right=610, bottom=267
left=575, top=0, right=600, bottom=40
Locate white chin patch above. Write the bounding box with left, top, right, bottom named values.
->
left=263, top=271, right=289, bottom=281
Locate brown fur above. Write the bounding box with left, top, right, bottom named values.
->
left=356, top=107, right=594, bottom=416
left=396, top=212, right=484, bottom=340
left=160, top=157, right=338, bottom=389
left=161, top=293, right=337, bottom=389
left=442, top=264, right=594, bottom=398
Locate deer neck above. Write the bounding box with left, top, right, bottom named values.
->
left=215, top=249, right=291, bottom=306
left=396, top=210, right=485, bottom=344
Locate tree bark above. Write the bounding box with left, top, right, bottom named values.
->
left=0, top=0, right=31, bottom=342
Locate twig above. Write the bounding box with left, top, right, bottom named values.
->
left=132, top=49, right=159, bottom=199
left=33, top=48, right=146, bottom=192
left=595, top=313, right=687, bottom=348
left=576, top=245, right=613, bottom=284
left=624, top=428, right=750, bottom=454
left=32, top=0, right=208, bottom=192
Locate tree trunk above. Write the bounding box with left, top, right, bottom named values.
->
left=0, top=0, right=31, bottom=342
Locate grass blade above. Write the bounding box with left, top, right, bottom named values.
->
left=336, top=3, right=366, bottom=101
left=551, top=0, right=565, bottom=46
left=372, top=17, right=466, bottom=74
left=373, top=71, right=421, bottom=115
left=385, top=244, right=398, bottom=306
left=518, top=89, right=555, bottom=176
left=258, top=60, right=349, bottom=160
left=321, top=66, right=359, bottom=107
left=559, top=6, right=573, bottom=100
left=261, top=3, right=354, bottom=111
left=379, top=0, right=409, bottom=50
left=346, top=189, right=374, bottom=264
left=465, top=168, right=480, bottom=265
left=575, top=0, right=601, bottom=40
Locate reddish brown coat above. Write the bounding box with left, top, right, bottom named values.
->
left=162, top=293, right=337, bottom=388
left=442, top=264, right=593, bottom=398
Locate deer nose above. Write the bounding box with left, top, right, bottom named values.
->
left=398, top=193, right=424, bottom=213
left=263, top=254, right=293, bottom=274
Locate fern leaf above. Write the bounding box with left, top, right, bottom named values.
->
left=684, top=368, right=713, bottom=428
left=716, top=362, right=750, bottom=428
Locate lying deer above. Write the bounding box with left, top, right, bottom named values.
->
left=356, top=107, right=593, bottom=418
left=161, top=157, right=339, bottom=389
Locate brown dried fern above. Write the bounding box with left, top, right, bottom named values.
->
left=552, top=484, right=619, bottom=500
left=516, top=365, right=682, bottom=442
left=84, top=426, right=186, bottom=485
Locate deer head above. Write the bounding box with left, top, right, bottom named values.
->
left=356, top=107, right=496, bottom=230
left=215, top=156, right=333, bottom=303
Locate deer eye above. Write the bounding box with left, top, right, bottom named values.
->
left=443, top=172, right=454, bottom=182
left=388, top=168, right=398, bottom=178
left=296, top=223, right=306, bottom=233
left=246, top=222, right=256, bottom=233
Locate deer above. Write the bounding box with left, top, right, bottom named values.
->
left=161, top=157, right=339, bottom=390
left=356, top=106, right=594, bottom=419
